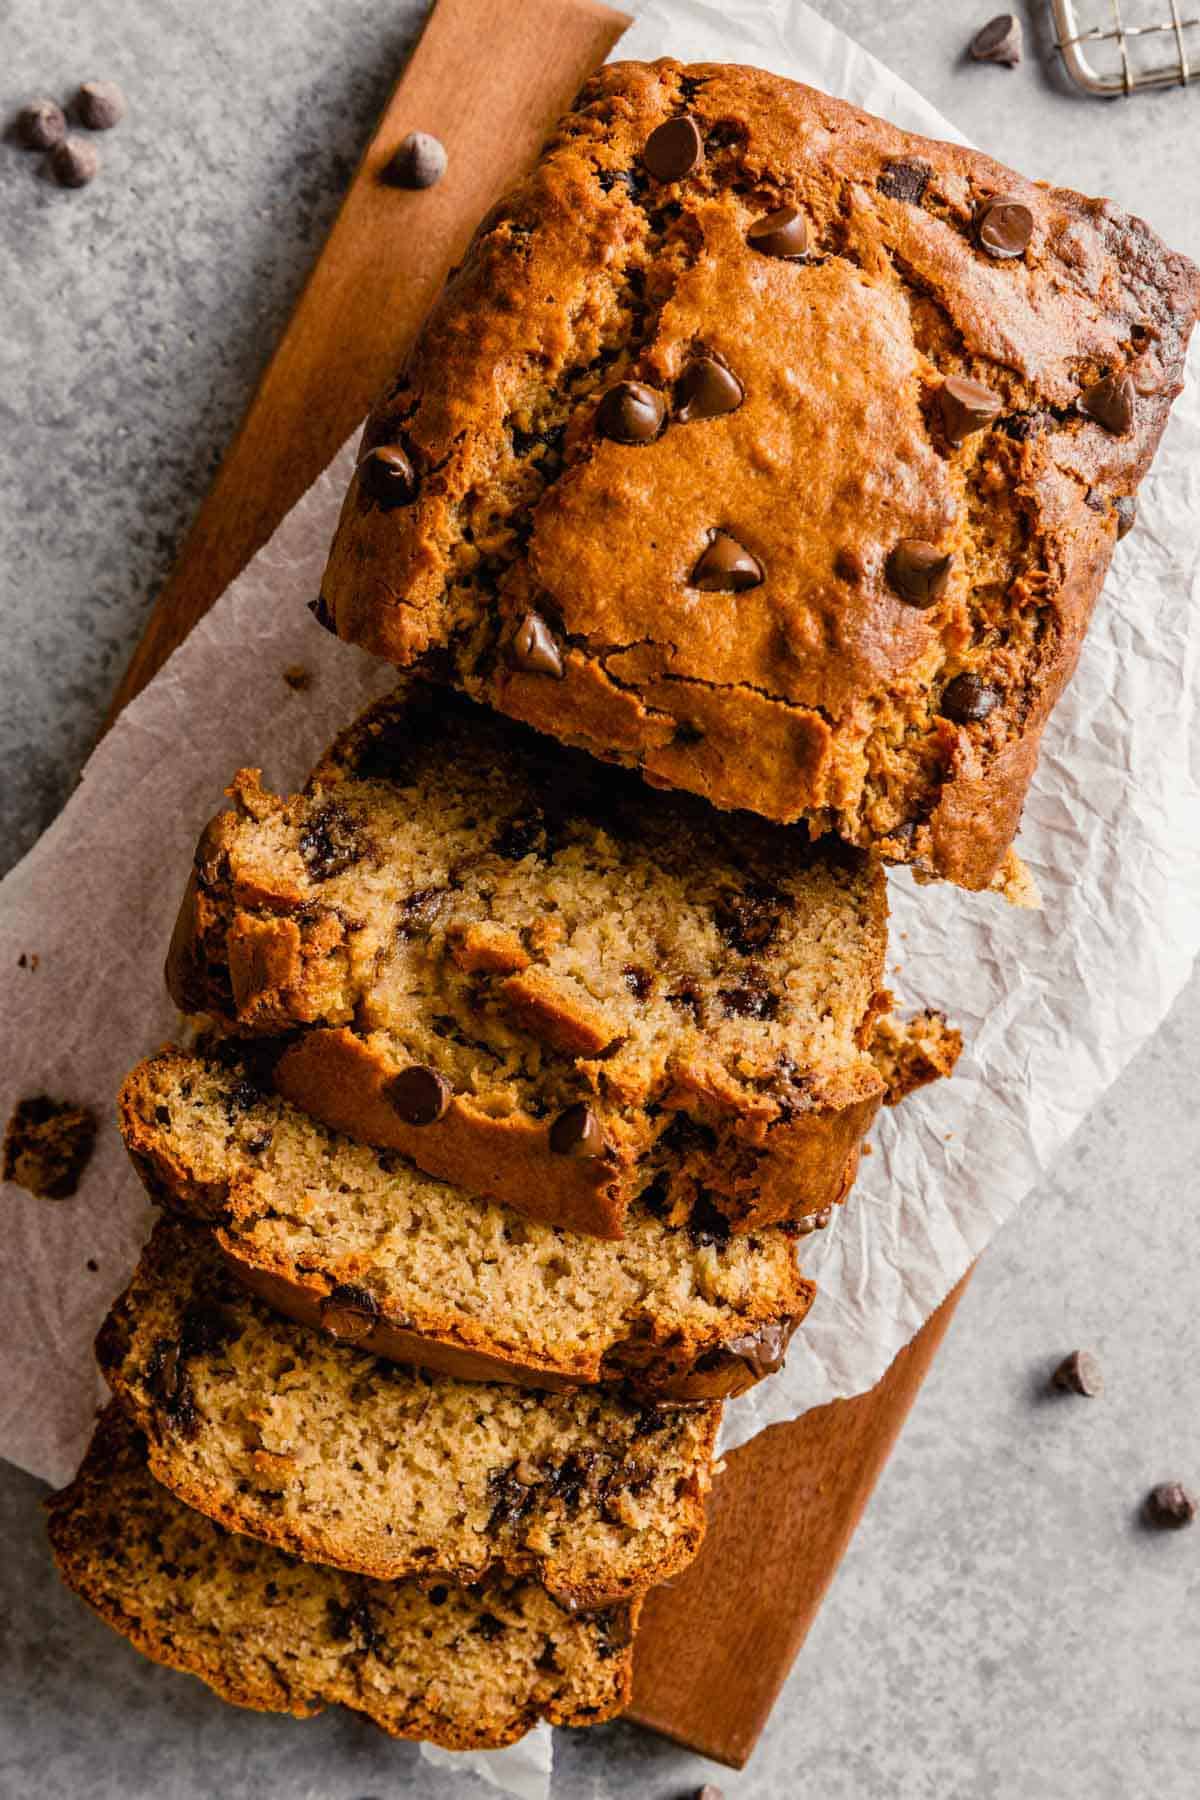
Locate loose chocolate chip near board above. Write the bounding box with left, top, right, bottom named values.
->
left=641, top=114, right=702, bottom=182
left=1143, top=1482, right=1197, bottom=1530
left=14, top=98, right=66, bottom=149
left=969, top=14, right=1023, bottom=65
left=941, top=672, right=1001, bottom=724
left=938, top=376, right=1003, bottom=446
left=75, top=81, right=127, bottom=130
left=386, top=130, right=447, bottom=189
left=595, top=380, right=666, bottom=444
left=549, top=1102, right=605, bottom=1159
left=384, top=1064, right=452, bottom=1126
left=887, top=540, right=952, bottom=608
left=1051, top=1350, right=1104, bottom=1397
left=691, top=531, right=763, bottom=592
left=511, top=611, right=564, bottom=678
left=675, top=355, right=743, bottom=422
left=747, top=204, right=808, bottom=258
left=977, top=195, right=1033, bottom=259
left=359, top=444, right=418, bottom=507
left=320, top=1284, right=379, bottom=1343
left=50, top=138, right=99, bottom=188
left=1079, top=373, right=1135, bottom=436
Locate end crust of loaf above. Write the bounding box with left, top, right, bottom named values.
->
left=47, top=1407, right=636, bottom=1747
left=319, top=59, right=1200, bottom=892
left=97, top=1218, right=721, bottom=1607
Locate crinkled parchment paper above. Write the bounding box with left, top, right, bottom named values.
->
left=3, top=2, right=1198, bottom=1792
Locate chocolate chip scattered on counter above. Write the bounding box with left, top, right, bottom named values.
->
left=386, top=130, right=447, bottom=189
left=3, top=1095, right=98, bottom=1200
left=977, top=194, right=1033, bottom=259
left=1080, top=373, right=1135, bottom=436
left=384, top=1064, right=452, bottom=1126
left=359, top=444, right=418, bottom=507
left=74, top=80, right=126, bottom=130
left=14, top=97, right=66, bottom=149
left=691, top=530, right=763, bottom=592
left=1114, top=496, right=1138, bottom=539
left=938, top=375, right=1003, bottom=446
left=877, top=158, right=930, bottom=204
left=642, top=113, right=702, bottom=182
left=969, top=14, right=1023, bottom=65
left=941, top=671, right=1001, bottom=724
left=747, top=203, right=808, bottom=258
left=320, top=1283, right=380, bottom=1343
left=308, top=594, right=337, bottom=634
left=1051, top=1350, right=1104, bottom=1397
left=511, top=610, right=564, bottom=678
left=282, top=664, right=311, bottom=691
left=1143, top=1482, right=1197, bottom=1530
left=86, top=1257, right=98, bottom=1272
left=675, top=355, right=743, bottom=422
left=595, top=379, right=666, bottom=444
left=887, top=539, right=952, bottom=608
left=50, top=137, right=99, bottom=188
left=797, top=1206, right=833, bottom=1235
left=549, top=1102, right=605, bottom=1159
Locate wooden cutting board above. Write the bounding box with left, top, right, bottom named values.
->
left=108, top=0, right=971, bottom=1766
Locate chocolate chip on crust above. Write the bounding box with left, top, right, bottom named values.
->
left=549, top=1102, right=605, bottom=1159
left=320, top=1284, right=380, bottom=1343
left=977, top=194, right=1033, bottom=259
left=642, top=114, right=702, bottom=183
left=384, top=1064, right=453, bottom=1126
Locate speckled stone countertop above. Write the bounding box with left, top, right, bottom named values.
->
left=2, top=4, right=1198, bottom=1796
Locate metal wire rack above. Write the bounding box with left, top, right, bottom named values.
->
left=1053, top=0, right=1200, bottom=92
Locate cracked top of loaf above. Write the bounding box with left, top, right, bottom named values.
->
left=319, top=58, right=1199, bottom=891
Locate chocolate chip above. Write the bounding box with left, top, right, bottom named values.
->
left=691, top=530, right=763, bottom=592
left=320, top=1283, right=379, bottom=1343
left=1002, top=413, right=1048, bottom=442
left=298, top=801, right=363, bottom=880
left=715, top=882, right=784, bottom=955
left=1114, top=496, right=1138, bottom=539
left=384, top=1064, right=452, bottom=1126
left=675, top=355, right=743, bottom=423
left=941, top=672, right=1001, bottom=724
left=877, top=159, right=929, bottom=204
left=1143, top=1482, right=1196, bottom=1530
left=1079, top=373, right=1135, bottom=436
left=14, top=99, right=66, bottom=149
left=549, top=1102, right=605, bottom=1158
left=977, top=195, right=1033, bottom=259
left=511, top=611, right=564, bottom=678
left=938, top=376, right=1003, bottom=446
left=1051, top=1350, right=1104, bottom=1397
left=722, top=1322, right=794, bottom=1381
left=308, top=594, right=337, bottom=634
left=623, top=964, right=653, bottom=1001
left=595, top=380, right=666, bottom=444
left=718, top=983, right=778, bottom=1021
left=50, top=138, right=99, bottom=189
left=74, top=81, right=126, bottom=130
left=797, top=1206, right=833, bottom=1235
left=473, top=1612, right=507, bottom=1642
left=887, top=540, right=953, bottom=608
left=642, top=114, right=702, bottom=182
left=969, top=14, right=1023, bottom=65
left=386, top=130, right=447, bottom=189
left=180, top=1303, right=243, bottom=1359
left=747, top=204, right=808, bottom=259
left=359, top=444, right=418, bottom=507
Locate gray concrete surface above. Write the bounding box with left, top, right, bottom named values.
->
left=2, top=2, right=1198, bottom=1796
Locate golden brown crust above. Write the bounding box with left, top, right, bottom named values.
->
left=320, top=59, right=1200, bottom=890
left=47, top=1408, right=636, bottom=1747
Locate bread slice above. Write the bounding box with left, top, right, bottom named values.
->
left=47, top=1407, right=636, bottom=1748
left=98, top=1218, right=720, bottom=1606
left=168, top=684, right=888, bottom=1238
left=318, top=59, right=1199, bottom=893
left=119, top=1045, right=814, bottom=1400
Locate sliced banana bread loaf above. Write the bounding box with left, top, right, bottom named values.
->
left=120, top=1046, right=814, bottom=1400
left=47, top=1408, right=636, bottom=1747
left=168, top=684, right=888, bottom=1238
left=318, top=59, right=1199, bottom=893
left=98, top=1218, right=720, bottom=1606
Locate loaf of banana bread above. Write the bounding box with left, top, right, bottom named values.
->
left=318, top=59, right=1199, bottom=892
left=47, top=1407, right=637, bottom=1747
left=120, top=1045, right=815, bottom=1400
left=98, top=1218, right=720, bottom=1606
left=168, top=685, right=889, bottom=1239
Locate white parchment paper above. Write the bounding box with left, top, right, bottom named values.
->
left=3, top=3, right=1198, bottom=1792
